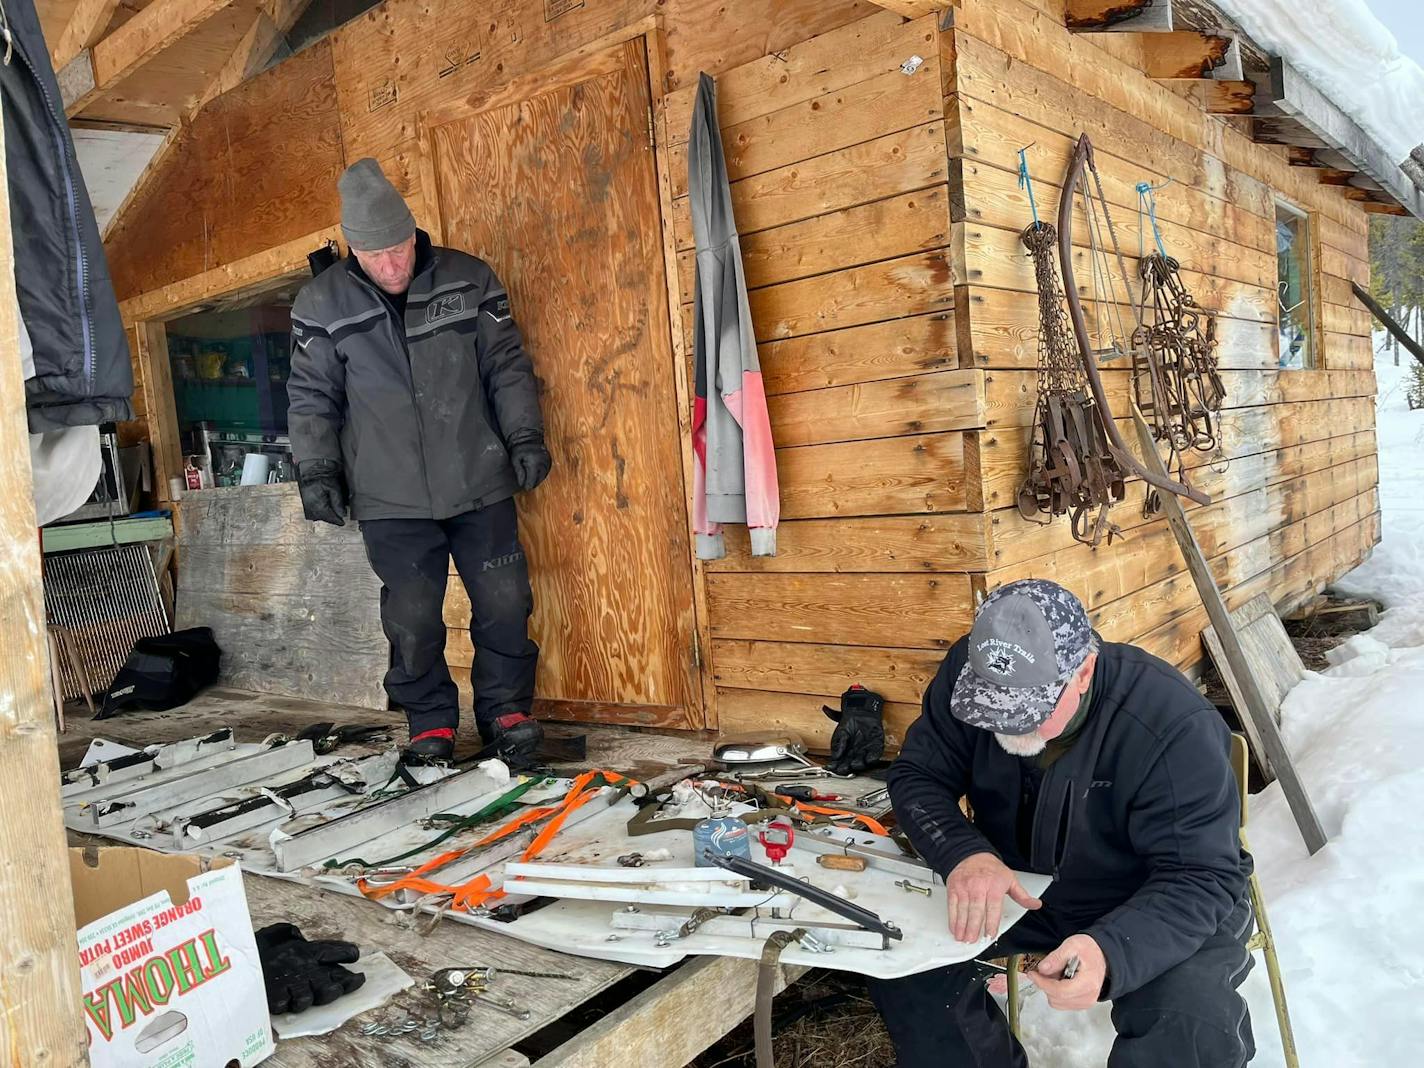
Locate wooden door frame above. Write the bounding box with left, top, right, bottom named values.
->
left=414, top=19, right=716, bottom=730
left=117, top=228, right=340, bottom=510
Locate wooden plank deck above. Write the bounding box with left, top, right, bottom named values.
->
left=59, top=688, right=764, bottom=1067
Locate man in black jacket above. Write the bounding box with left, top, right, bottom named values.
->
left=287, top=159, right=552, bottom=766
left=871, top=578, right=1254, bottom=1066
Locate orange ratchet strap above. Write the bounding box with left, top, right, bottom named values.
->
left=356, top=769, right=635, bottom=911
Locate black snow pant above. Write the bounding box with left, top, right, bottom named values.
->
left=868, top=896, right=1255, bottom=1068
left=359, top=499, right=538, bottom=738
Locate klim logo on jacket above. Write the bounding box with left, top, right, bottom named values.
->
left=425, top=293, right=465, bottom=324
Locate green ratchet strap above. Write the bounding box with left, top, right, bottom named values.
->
left=324, top=775, right=551, bottom=871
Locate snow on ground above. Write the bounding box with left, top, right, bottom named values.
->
left=1014, top=344, right=1424, bottom=1065
left=1212, top=0, right=1424, bottom=169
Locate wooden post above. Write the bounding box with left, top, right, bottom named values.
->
left=1351, top=281, right=1424, bottom=368
left=1131, top=408, right=1328, bottom=854
left=0, top=104, right=88, bottom=1059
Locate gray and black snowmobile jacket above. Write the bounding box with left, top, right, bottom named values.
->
left=287, top=231, right=544, bottom=521
left=2, top=0, right=133, bottom=431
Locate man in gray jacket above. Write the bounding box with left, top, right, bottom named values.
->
left=287, top=158, right=551, bottom=765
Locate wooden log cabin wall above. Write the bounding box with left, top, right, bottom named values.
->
left=99, top=0, right=1380, bottom=744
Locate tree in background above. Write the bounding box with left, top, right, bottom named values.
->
left=1370, top=215, right=1424, bottom=366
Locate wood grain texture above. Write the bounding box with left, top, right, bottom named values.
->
left=768, top=369, right=983, bottom=447
left=428, top=39, right=699, bottom=719
left=707, top=572, right=974, bottom=648
left=956, top=157, right=1276, bottom=292
left=713, top=639, right=944, bottom=704
left=667, top=62, right=943, bottom=196
left=670, top=122, right=951, bottom=251
left=176, top=485, right=387, bottom=708
left=662, top=11, right=928, bottom=138
left=748, top=249, right=956, bottom=341
left=758, top=312, right=957, bottom=395
left=675, top=186, right=953, bottom=295
left=105, top=40, right=343, bottom=301
left=706, top=513, right=991, bottom=573
left=715, top=687, right=923, bottom=752
left=778, top=431, right=971, bottom=518
left=958, top=285, right=1278, bottom=371
left=661, top=0, right=875, bottom=92
left=951, top=93, right=1275, bottom=256
left=0, top=105, right=88, bottom=1067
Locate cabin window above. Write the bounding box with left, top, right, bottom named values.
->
left=1275, top=200, right=1317, bottom=369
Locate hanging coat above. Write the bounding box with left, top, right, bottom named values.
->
left=1, top=0, right=133, bottom=432
left=688, top=72, right=778, bottom=560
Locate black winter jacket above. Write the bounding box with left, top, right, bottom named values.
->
left=889, top=637, right=1251, bottom=999
left=287, top=231, right=544, bottom=520
left=2, top=0, right=133, bottom=431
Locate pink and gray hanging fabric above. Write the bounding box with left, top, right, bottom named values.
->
left=687, top=72, right=779, bottom=560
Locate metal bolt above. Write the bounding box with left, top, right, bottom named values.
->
left=895, top=879, right=932, bottom=896
left=605, top=934, right=621, bottom=942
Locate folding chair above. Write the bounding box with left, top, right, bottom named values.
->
left=1004, top=733, right=1299, bottom=1068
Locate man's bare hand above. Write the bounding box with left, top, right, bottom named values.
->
left=946, top=852, right=1042, bottom=943
left=1024, top=934, right=1107, bottom=1010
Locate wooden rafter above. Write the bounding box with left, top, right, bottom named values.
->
left=101, top=0, right=316, bottom=238
left=1128, top=30, right=1233, bottom=78
left=864, top=0, right=950, bottom=16
left=49, top=0, right=122, bottom=72
left=1158, top=77, right=1255, bottom=114
left=59, top=0, right=243, bottom=116
left=1066, top=0, right=1172, bottom=32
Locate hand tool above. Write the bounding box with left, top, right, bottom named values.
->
left=1062, top=955, right=1080, bottom=980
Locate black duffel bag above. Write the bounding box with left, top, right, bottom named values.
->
left=98, top=627, right=222, bottom=719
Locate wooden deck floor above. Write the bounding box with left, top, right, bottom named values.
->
left=59, top=688, right=764, bottom=1067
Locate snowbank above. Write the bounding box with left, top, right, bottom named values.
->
left=1014, top=345, right=1424, bottom=1065
left=1211, top=0, right=1424, bottom=170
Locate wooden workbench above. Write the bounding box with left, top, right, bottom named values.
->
left=60, top=688, right=804, bottom=1067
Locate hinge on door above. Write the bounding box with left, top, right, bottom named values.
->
left=647, top=106, right=656, bottom=149
left=691, top=629, right=703, bottom=670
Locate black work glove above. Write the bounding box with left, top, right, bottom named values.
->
left=508, top=434, right=552, bottom=492
left=822, top=684, right=886, bottom=775
left=255, top=922, right=365, bottom=1015
left=297, top=459, right=347, bottom=526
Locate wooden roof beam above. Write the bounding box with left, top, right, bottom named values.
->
left=1287, top=146, right=1319, bottom=167
left=58, top=0, right=242, bottom=117
left=863, top=0, right=951, bottom=16
left=1066, top=0, right=1173, bottom=32
left=49, top=0, right=122, bottom=72
left=100, top=0, right=315, bottom=239
left=1114, top=30, right=1233, bottom=77
left=1268, top=55, right=1423, bottom=219
left=1157, top=77, right=1255, bottom=113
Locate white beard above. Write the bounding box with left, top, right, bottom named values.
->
left=995, top=730, right=1047, bottom=757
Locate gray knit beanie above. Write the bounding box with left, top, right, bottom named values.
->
left=338, top=158, right=416, bottom=251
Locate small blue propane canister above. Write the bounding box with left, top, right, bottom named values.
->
left=693, top=816, right=752, bottom=867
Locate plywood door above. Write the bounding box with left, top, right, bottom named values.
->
left=426, top=39, right=701, bottom=726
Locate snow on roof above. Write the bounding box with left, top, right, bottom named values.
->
left=1213, top=0, right=1424, bottom=170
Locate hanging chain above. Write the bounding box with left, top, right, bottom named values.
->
left=1016, top=221, right=1129, bottom=547
left=1134, top=253, right=1227, bottom=513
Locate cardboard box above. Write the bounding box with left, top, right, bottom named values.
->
left=71, top=847, right=276, bottom=1068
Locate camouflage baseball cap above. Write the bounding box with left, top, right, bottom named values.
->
left=950, top=579, right=1093, bottom=735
